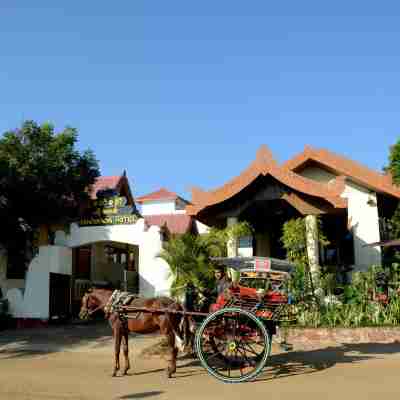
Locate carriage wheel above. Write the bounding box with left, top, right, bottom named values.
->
left=195, top=307, right=270, bottom=383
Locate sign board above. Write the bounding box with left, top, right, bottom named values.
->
left=79, top=195, right=140, bottom=227
left=255, top=258, right=271, bottom=272
left=79, top=214, right=139, bottom=227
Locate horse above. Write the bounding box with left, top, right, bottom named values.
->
left=79, top=288, right=194, bottom=378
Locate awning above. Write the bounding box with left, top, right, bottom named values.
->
left=211, top=256, right=294, bottom=274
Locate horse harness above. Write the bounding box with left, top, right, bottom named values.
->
left=104, top=290, right=140, bottom=327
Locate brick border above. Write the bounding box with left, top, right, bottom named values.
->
left=283, top=327, right=400, bottom=348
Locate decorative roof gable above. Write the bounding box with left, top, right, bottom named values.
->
left=187, top=145, right=347, bottom=216
left=283, top=146, right=400, bottom=198
left=89, top=172, right=134, bottom=205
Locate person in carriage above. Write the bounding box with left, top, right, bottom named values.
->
left=184, top=265, right=232, bottom=315
left=213, top=265, right=232, bottom=297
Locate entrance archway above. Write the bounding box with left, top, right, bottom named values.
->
left=239, top=198, right=301, bottom=258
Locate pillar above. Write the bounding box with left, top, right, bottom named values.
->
left=305, top=215, right=319, bottom=275
left=226, top=217, right=238, bottom=257
left=226, top=217, right=239, bottom=282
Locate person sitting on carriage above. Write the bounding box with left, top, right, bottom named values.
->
left=205, top=266, right=233, bottom=314
left=213, top=265, right=232, bottom=297
left=184, top=266, right=232, bottom=314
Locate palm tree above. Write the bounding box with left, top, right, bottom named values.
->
left=159, top=222, right=253, bottom=298
left=159, top=233, right=215, bottom=297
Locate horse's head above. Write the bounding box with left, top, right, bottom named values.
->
left=79, top=289, right=100, bottom=320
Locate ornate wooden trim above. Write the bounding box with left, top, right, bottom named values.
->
left=187, top=145, right=346, bottom=216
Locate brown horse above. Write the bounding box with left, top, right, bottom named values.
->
left=79, top=288, right=194, bottom=378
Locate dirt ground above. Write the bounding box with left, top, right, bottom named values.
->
left=1, top=321, right=400, bottom=400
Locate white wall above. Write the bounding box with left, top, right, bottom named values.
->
left=298, top=165, right=382, bottom=271
left=67, top=219, right=172, bottom=298
left=141, top=200, right=177, bottom=215
left=7, top=218, right=173, bottom=319
left=341, top=181, right=381, bottom=270
left=6, top=246, right=72, bottom=319
left=195, top=220, right=209, bottom=235
left=297, top=165, right=337, bottom=183
left=137, top=225, right=173, bottom=297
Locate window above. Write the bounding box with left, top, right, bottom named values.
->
left=238, top=236, right=252, bottom=248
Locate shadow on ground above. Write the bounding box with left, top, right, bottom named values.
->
left=2, top=319, right=400, bottom=384
left=167, top=341, right=400, bottom=382
left=118, top=391, right=164, bottom=399
left=0, top=320, right=117, bottom=359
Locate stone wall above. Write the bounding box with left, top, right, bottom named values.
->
left=280, top=327, right=400, bottom=350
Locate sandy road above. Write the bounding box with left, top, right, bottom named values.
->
left=1, top=322, right=400, bottom=400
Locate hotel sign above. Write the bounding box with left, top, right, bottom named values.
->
left=79, top=195, right=140, bottom=227
left=79, top=214, right=139, bottom=227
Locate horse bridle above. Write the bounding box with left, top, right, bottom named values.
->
left=83, top=292, right=103, bottom=316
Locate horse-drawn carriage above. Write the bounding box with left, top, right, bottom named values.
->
left=80, top=256, right=295, bottom=383
left=127, top=256, right=295, bottom=383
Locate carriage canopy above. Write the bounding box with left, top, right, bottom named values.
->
left=211, top=256, right=294, bottom=274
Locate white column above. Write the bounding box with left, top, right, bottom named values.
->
left=226, top=217, right=240, bottom=282
left=226, top=217, right=238, bottom=257
left=342, top=183, right=381, bottom=271
left=305, top=215, right=319, bottom=275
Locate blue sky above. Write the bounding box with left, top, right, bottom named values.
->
left=1, top=2, right=400, bottom=200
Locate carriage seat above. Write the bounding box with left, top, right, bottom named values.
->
left=209, top=285, right=287, bottom=313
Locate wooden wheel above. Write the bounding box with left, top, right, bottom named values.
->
left=195, top=307, right=270, bottom=383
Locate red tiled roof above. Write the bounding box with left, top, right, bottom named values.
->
left=89, top=176, right=122, bottom=199
left=283, top=146, right=400, bottom=199
left=187, top=145, right=347, bottom=216
left=144, top=214, right=193, bottom=235
left=137, top=188, right=180, bottom=203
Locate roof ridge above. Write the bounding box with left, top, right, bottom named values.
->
left=283, top=146, right=399, bottom=197
left=137, top=187, right=180, bottom=203
left=316, top=147, right=388, bottom=177
left=188, top=145, right=347, bottom=215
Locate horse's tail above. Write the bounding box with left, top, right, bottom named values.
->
left=177, top=309, right=196, bottom=352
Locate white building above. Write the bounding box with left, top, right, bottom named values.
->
left=1, top=178, right=201, bottom=325
left=2, top=144, right=399, bottom=325
left=187, top=145, right=400, bottom=273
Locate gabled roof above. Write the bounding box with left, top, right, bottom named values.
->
left=137, top=187, right=190, bottom=204
left=89, top=172, right=134, bottom=204
left=283, top=146, right=400, bottom=198
left=144, top=214, right=193, bottom=235
left=90, top=176, right=122, bottom=199
left=187, top=145, right=347, bottom=216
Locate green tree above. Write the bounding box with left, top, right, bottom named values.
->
left=281, top=217, right=329, bottom=301
left=0, top=121, right=100, bottom=271
left=386, top=139, right=400, bottom=185
left=382, top=138, right=400, bottom=265
left=159, top=222, right=253, bottom=297
left=159, top=233, right=214, bottom=297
